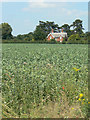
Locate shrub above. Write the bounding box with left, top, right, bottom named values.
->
left=50, top=38, right=56, bottom=43
left=67, top=34, right=81, bottom=44
left=62, top=38, right=67, bottom=44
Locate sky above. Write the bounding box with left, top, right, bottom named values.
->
left=1, top=2, right=88, bottom=36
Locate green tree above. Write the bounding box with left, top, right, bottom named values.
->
left=60, top=24, right=71, bottom=37
left=67, top=34, right=81, bottom=44
left=75, top=34, right=80, bottom=40
left=39, top=21, right=59, bottom=33
left=16, top=34, right=22, bottom=40
left=84, top=32, right=90, bottom=44
left=33, top=26, right=46, bottom=40
left=33, top=21, right=59, bottom=41
left=27, top=32, right=34, bottom=41
left=1, top=23, right=13, bottom=39
left=16, top=32, right=34, bottom=41
left=68, top=34, right=76, bottom=42
left=70, top=19, right=84, bottom=35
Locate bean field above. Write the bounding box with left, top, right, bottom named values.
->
left=2, top=44, right=88, bottom=118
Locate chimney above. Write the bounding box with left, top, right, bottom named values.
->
left=62, top=28, right=63, bottom=33
left=52, top=29, right=53, bottom=33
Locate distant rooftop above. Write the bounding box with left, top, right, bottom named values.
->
left=51, top=32, right=67, bottom=38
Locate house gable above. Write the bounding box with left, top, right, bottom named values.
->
left=47, top=33, right=54, bottom=41
left=47, top=29, right=67, bottom=42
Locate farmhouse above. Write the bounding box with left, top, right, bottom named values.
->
left=47, top=29, right=67, bottom=42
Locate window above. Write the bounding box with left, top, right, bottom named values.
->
left=60, top=36, right=62, bottom=39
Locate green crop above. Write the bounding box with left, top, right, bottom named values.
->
left=2, top=44, right=88, bottom=118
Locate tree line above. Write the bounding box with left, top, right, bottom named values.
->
left=0, top=19, right=89, bottom=44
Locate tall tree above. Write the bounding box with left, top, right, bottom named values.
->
left=70, top=19, right=84, bottom=34
left=33, top=26, right=46, bottom=40
left=39, top=21, right=59, bottom=33
left=1, top=23, right=13, bottom=39
left=60, top=24, right=71, bottom=37
left=33, top=21, right=59, bottom=40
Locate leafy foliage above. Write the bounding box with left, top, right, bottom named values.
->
left=16, top=32, right=34, bottom=41
left=1, top=23, right=13, bottom=39
left=60, top=24, right=71, bottom=37
left=70, top=19, right=84, bottom=34
left=2, top=44, right=88, bottom=118
left=67, top=33, right=88, bottom=44
left=33, top=21, right=59, bottom=40
left=1, top=19, right=88, bottom=44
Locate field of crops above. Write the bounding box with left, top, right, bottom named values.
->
left=2, top=44, right=88, bottom=118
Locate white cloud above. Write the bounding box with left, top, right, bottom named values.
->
left=23, top=1, right=56, bottom=11
left=61, top=8, right=88, bottom=17
left=29, top=2, right=56, bottom=8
